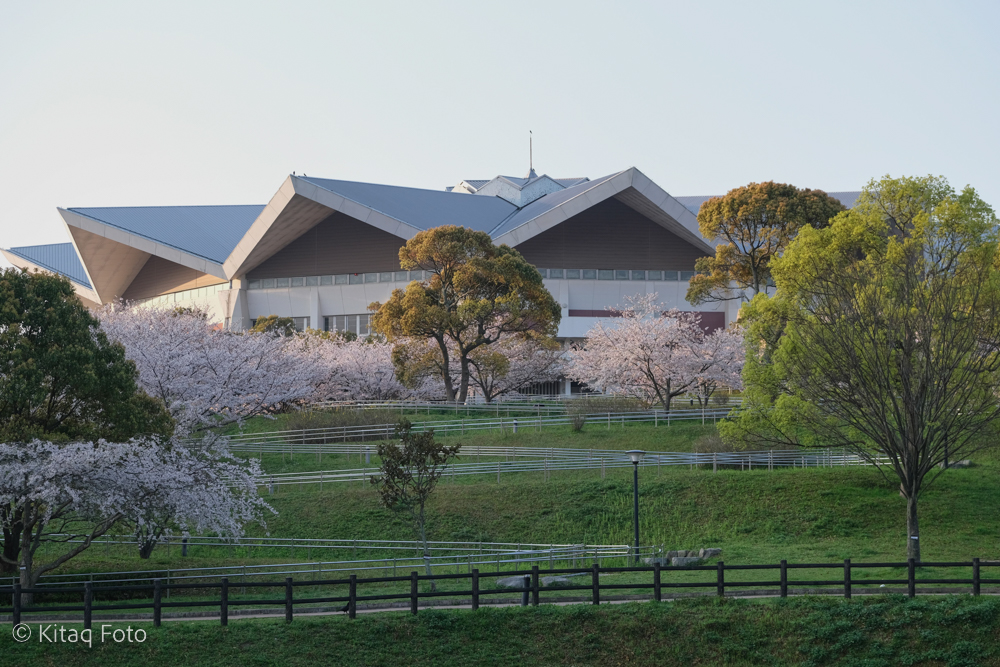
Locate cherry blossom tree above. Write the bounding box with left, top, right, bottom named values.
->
left=689, top=328, right=745, bottom=407
left=467, top=335, right=563, bottom=402
left=100, top=305, right=319, bottom=434
left=0, top=438, right=272, bottom=601
left=567, top=294, right=740, bottom=412
left=304, top=335, right=416, bottom=402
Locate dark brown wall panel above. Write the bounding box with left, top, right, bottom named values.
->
left=121, top=255, right=227, bottom=300
left=513, top=198, right=709, bottom=270
left=247, top=212, right=407, bottom=279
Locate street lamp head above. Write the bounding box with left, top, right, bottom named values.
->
left=626, top=450, right=645, bottom=464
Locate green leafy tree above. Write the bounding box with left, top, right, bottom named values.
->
left=721, top=176, right=1000, bottom=561
left=370, top=420, right=460, bottom=584
left=249, top=315, right=297, bottom=337
left=0, top=269, right=172, bottom=572
left=687, top=182, right=846, bottom=305
left=370, top=226, right=561, bottom=402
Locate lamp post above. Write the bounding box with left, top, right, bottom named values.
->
left=626, top=450, right=645, bottom=565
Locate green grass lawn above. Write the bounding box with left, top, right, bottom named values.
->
left=46, top=428, right=999, bottom=578
left=5, top=596, right=1000, bottom=666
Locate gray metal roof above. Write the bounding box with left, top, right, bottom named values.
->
left=300, top=176, right=518, bottom=234
left=6, top=243, right=91, bottom=288
left=67, top=205, right=265, bottom=264
left=487, top=172, right=623, bottom=238
left=674, top=191, right=863, bottom=217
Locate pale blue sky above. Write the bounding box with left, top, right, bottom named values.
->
left=1, top=1, right=998, bottom=264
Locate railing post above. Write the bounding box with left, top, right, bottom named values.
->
left=285, top=577, right=293, bottom=623
left=531, top=566, right=539, bottom=607
left=716, top=561, right=725, bottom=598
left=592, top=563, right=600, bottom=605
left=907, top=558, right=916, bottom=598
left=972, top=558, right=980, bottom=596
left=521, top=576, right=529, bottom=606
left=221, top=577, right=229, bottom=626
left=153, top=579, right=162, bottom=627
left=410, top=572, right=419, bottom=615
left=653, top=563, right=661, bottom=602
left=12, top=584, right=20, bottom=627
left=843, top=559, right=851, bottom=599
left=779, top=560, right=787, bottom=598
left=84, top=582, right=93, bottom=630
left=472, top=569, right=479, bottom=610
left=349, top=575, right=357, bottom=619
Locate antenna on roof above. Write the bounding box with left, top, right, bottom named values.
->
left=527, top=131, right=537, bottom=179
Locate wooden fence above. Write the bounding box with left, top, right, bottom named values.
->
left=4, top=559, right=997, bottom=628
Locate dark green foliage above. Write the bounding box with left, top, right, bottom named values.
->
left=0, top=269, right=173, bottom=443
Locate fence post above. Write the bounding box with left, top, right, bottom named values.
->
left=221, top=577, right=229, bottom=626
left=843, top=559, right=851, bottom=599
left=780, top=561, right=787, bottom=598
left=907, top=558, right=916, bottom=598
left=12, top=584, right=20, bottom=627
left=410, top=572, right=419, bottom=615
left=349, top=575, right=357, bottom=619
left=531, top=566, right=540, bottom=606
left=592, top=563, right=600, bottom=605
left=153, top=579, right=162, bottom=627
left=285, top=577, right=293, bottom=623
left=472, top=569, right=479, bottom=610
left=713, top=453, right=717, bottom=473
left=654, top=563, right=661, bottom=602
left=521, top=576, right=530, bottom=606
left=972, top=558, right=980, bottom=596
left=716, top=561, right=725, bottom=598
left=83, top=582, right=93, bottom=630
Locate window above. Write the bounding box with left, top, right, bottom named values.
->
left=324, top=313, right=371, bottom=336
left=306, top=276, right=319, bottom=286
left=291, top=277, right=304, bottom=287
left=276, top=278, right=290, bottom=288
left=363, top=273, right=376, bottom=283
left=631, top=270, right=646, bottom=280
left=394, top=271, right=408, bottom=282
left=536, top=269, right=548, bottom=278
left=615, top=270, right=629, bottom=280
left=582, top=269, right=598, bottom=280
left=680, top=271, right=695, bottom=281
left=262, top=278, right=276, bottom=289
left=664, top=271, right=679, bottom=281
left=321, top=275, right=333, bottom=286
left=349, top=274, right=362, bottom=285
left=291, top=317, right=309, bottom=332
left=248, top=280, right=261, bottom=290
left=647, top=270, right=662, bottom=281
left=598, top=270, right=614, bottom=280
left=566, top=269, right=580, bottom=279
left=335, top=274, right=348, bottom=285
left=379, top=272, right=393, bottom=282
left=409, top=270, right=424, bottom=281
left=548, top=268, right=564, bottom=279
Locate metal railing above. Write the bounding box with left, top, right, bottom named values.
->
left=251, top=448, right=887, bottom=489
left=219, top=407, right=740, bottom=452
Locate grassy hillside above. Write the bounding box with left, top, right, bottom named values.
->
left=7, top=596, right=1000, bottom=666
left=52, top=425, right=999, bottom=573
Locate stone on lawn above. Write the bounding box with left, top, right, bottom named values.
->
left=700, top=548, right=722, bottom=558
left=671, top=556, right=702, bottom=566
left=496, top=576, right=530, bottom=589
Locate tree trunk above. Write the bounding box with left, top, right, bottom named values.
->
left=906, top=493, right=921, bottom=562
left=1, top=518, right=20, bottom=574
left=418, top=504, right=435, bottom=591
left=457, top=357, right=471, bottom=404
left=437, top=339, right=457, bottom=402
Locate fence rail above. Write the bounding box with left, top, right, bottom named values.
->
left=20, top=541, right=634, bottom=588
left=219, top=408, right=741, bottom=452
left=4, top=559, right=997, bottom=628
left=250, top=448, right=886, bottom=489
